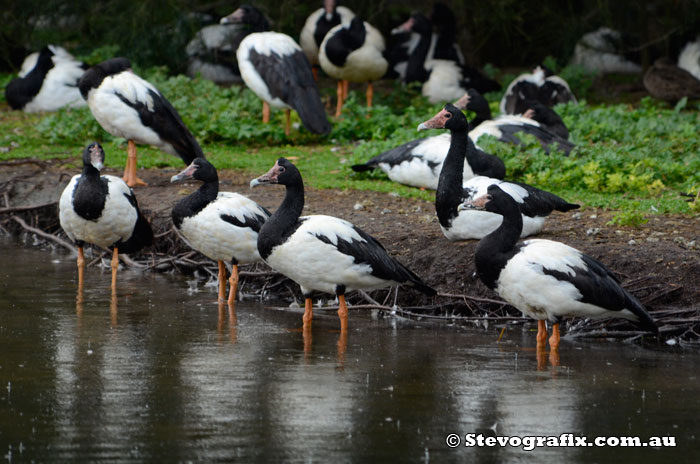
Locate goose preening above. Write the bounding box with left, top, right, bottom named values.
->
left=460, top=184, right=657, bottom=349
left=643, top=57, right=700, bottom=102
left=396, top=13, right=500, bottom=103
left=319, top=17, right=388, bottom=116
left=678, top=37, right=700, bottom=81
left=419, top=104, right=578, bottom=240
left=570, top=27, right=642, bottom=75
left=78, top=57, right=205, bottom=187
left=59, top=143, right=153, bottom=292
left=499, top=65, right=577, bottom=115
left=251, top=158, right=436, bottom=329
left=300, top=0, right=355, bottom=79
left=5, top=45, right=87, bottom=112
left=350, top=90, right=505, bottom=190
left=171, top=157, right=270, bottom=305
left=222, top=4, right=331, bottom=135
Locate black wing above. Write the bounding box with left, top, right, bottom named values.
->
left=541, top=253, right=656, bottom=332
left=248, top=48, right=331, bottom=134
left=115, top=88, right=204, bottom=164
left=116, top=189, right=153, bottom=254
left=221, top=206, right=270, bottom=234
left=351, top=138, right=434, bottom=172
left=495, top=123, right=575, bottom=155
left=506, top=180, right=579, bottom=217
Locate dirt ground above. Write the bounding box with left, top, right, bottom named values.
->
left=1, top=159, right=699, bottom=338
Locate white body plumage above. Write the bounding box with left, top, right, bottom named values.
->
left=300, top=6, right=355, bottom=66
left=20, top=45, right=86, bottom=113
left=59, top=174, right=138, bottom=247
left=319, top=22, right=387, bottom=82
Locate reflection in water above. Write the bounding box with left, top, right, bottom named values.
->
left=0, top=238, right=698, bottom=462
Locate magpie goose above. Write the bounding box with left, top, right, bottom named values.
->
left=5, top=45, right=87, bottom=112
left=678, top=36, right=700, bottom=81
left=461, top=184, right=657, bottom=349
left=419, top=104, right=578, bottom=240
left=319, top=17, right=387, bottom=116
left=78, top=57, right=204, bottom=187
left=500, top=65, right=576, bottom=115
left=251, top=158, right=436, bottom=330
left=222, top=4, right=331, bottom=135
left=300, top=0, right=355, bottom=79
left=171, top=157, right=270, bottom=304
left=59, top=143, right=153, bottom=292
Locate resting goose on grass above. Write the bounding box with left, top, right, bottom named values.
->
left=678, top=37, right=700, bottom=81
left=223, top=4, right=331, bottom=135
left=171, top=158, right=270, bottom=305
left=300, top=0, right=355, bottom=79
left=419, top=104, right=578, bottom=241
left=319, top=17, right=387, bottom=116
left=59, top=143, right=153, bottom=292
left=251, top=158, right=436, bottom=330
left=499, top=65, right=576, bottom=115
left=78, top=57, right=205, bottom=187
left=460, top=184, right=657, bottom=349
left=5, top=45, right=87, bottom=112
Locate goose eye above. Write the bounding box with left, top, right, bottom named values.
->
left=278, top=166, right=285, bottom=173
left=444, top=113, right=451, bottom=118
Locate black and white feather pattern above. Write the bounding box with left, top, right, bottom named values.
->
left=300, top=2, right=355, bottom=67
left=59, top=143, right=152, bottom=253
left=469, top=114, right=575, bottom=155
left=171, top=158, right=270, bottom=266
left=78, top=57, right=204, bottom=165
left=468, top=185, right=656, bottom=332
left=237, top=32, right=331, bottom=134
left=500, top=65, right=577, bottom=115
left=5, top=45, right=87, bottom=112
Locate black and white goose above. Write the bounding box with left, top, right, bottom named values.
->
left=397, top=13, right=500, bottom=103
left=223, top=5, right=331, bottom=135
left=319, top=16, right=387, bottom=116
left=350, top=90, right=504, bottom=190
left=678, top=36, right=700, bottom=81
left=5, top=45, right=87, bottom=112
left=59, top=142, right=153, bottom=292
left=251, top=158, right=436, bottom=329
left=300, top=0, right=355, bottom=79
left=171, top=158, right=270, bottom=305
left=78, top=57, right=205, bottom=187
left=500, top=65, right=577, bottom=115
left=461, top=184, right=657, bottom=349
left=420, top=104, right=578, bottom=240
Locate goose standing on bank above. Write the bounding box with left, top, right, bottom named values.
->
left=251, top=158, right=436, bottom=329
left=171, top=158, right=270, bottom=305
left=59, top=143, right=153, bottom=292
left=500, top=65, right=576, bottom=115
left=223, top=5, right=331, bottom=135
left=419, top=104, right=578, bottom=240
left=78, top=57, right=205, bottom=187
left=319, top=17, right=388, bottom=116
left=5, top=45, right=87, bottom=112
left=460, top=184, right=657, bottom=349
left=300, top=0, right=355, bottom=80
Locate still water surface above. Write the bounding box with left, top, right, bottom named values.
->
left=1, top=238, right=698, bottom=462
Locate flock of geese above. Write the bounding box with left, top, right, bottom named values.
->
left=8, top=2, right=688, bottom=350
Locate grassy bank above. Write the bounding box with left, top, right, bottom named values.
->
left=2, top=68, right=699, bottom=225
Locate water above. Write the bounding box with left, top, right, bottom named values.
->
left=1, top=237, right=698, bottom=462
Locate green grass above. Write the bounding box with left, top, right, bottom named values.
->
left=2, top=66, right=700, bottom=218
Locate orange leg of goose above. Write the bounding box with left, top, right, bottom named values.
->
left=284, top=109, right=291, bottom=136
left=217, top=260, right=227, bottom=302
left=342, top=80, right=349, bottom=100
left=536, top=320, right=547, bottom=348
left=111, top=247, right=119, bottom=293
left=303, top=297, right=313, bottom=328
left=337, top=294, right=349, bottom=331
left=335, top=80, right=344, bottom=117
left=549, top=323, right=561, bottom=351
left=124, top=140, right=147, bottom=187
left=312, top=67, right=318, bottom=81
left=227, top=264, right=239, bottom=306
left=262, top=101, right=270, bottom=123
left=77, top=246, right=85, bottom=290
left=366, top=82, right=374, bottom=110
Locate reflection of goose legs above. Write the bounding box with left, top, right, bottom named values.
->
left=337, top=328, right=347, bottom=366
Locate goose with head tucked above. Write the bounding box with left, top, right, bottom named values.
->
left=171, top=157, right=271, bottom=305
left=223, top=4, right=331, bottom=135
left=460, top=184, right=657, bottom=349
left=419, top=104, right=579, bottom=241
left=319, top=16, right=388, bottom=116
left=499, top=65, right=576, bottom=115
left=5, top=45, right=87, bottom=112
left=78, top=57, right=205, bottom=187
left=59, top=142, right=153, bottom=292
left=300, top=0, right=355, bottom=80
left=251, top=158, right=436, bottom=330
